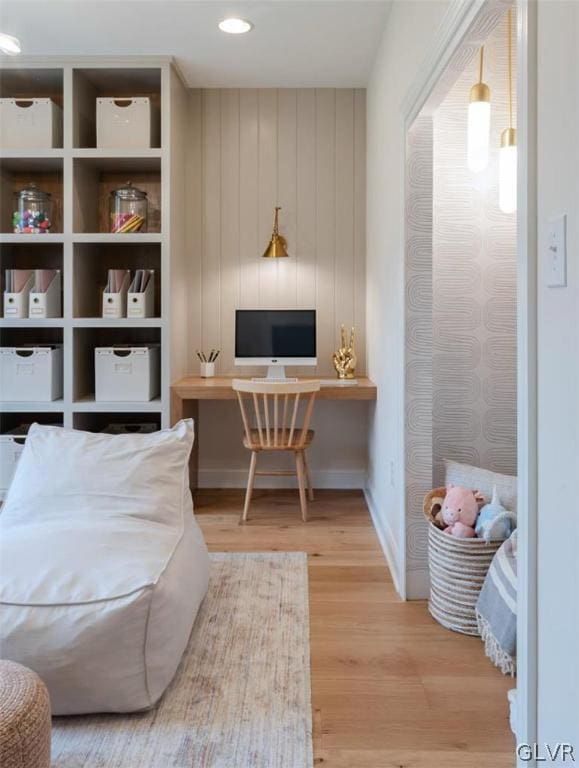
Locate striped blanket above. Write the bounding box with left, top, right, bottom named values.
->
left=476, top=531, right=517, bottom=676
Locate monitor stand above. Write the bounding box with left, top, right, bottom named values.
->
left=251, top=366, right=298, bottom=383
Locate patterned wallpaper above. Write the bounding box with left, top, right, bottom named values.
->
left=405, top=115, right=434, bottom=592
left=404, top=4, right=516, bottom=597
left=432, top=13, right=517, bottom=483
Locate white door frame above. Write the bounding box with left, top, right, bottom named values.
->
left=400, top=0, right=537, bottom=759
left=513, top=1, right=537, bottom=760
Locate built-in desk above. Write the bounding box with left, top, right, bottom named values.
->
left=171, top=376, right=377, bottom=490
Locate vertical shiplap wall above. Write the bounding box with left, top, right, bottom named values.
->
left=186, top=88, right=366, bottom=376
left=185, top=88, right=368, bottom=487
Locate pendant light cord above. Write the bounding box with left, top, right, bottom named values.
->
left=479, top=46, right=485, bottom=84
left=508, top=9, right=513, bottom=129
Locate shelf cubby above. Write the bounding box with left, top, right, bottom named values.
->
left=73, top=68, right=161, bottom=149
left=0, top=68, right=64, bottom=110
left=0, top=241, right=63, bottom=271
left=73, top=242, right=161, bottom=319
left=1, top=411, right=63, bottom=433
left=1, top=242, right=64, bottom=320
left=73, top=411, right=161, bottom=433
left=0, top=328, right=64, bottom=412
left=73, top=157, right=161, bottom=234
left=0, top=68, right=64, bottom=152
left=73, top=326, right=161, bottom=403
left=0, top=326, right=63, bottom=347
left=0, top=157, right=64, bottom=234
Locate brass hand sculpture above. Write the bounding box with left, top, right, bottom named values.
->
left=333, top=325, right=357, bottom=379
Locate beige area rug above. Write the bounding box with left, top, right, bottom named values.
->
left=51, top=553, right=313, bottom=768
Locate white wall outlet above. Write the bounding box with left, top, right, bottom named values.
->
left=547, top=214, right=567, bottom=287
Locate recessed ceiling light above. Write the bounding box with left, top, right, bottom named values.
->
left=218, top=18, right=253, bottom=35
left=0, top=33, right=21, bottom=56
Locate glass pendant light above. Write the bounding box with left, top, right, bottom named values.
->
left=499, top=10, right=517, bottom=213
left=467, top=47, right=491, bottom=172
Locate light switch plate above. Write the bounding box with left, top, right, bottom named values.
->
left=547, top=214, right=567, bottom=287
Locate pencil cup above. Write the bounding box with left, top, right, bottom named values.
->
left=200, top=362, right=215, bottom=378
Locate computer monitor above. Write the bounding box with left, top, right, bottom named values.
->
left=235, top=309, right=317, bottom=380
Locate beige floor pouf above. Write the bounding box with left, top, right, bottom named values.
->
left=0, top=660, right=51, bottom=768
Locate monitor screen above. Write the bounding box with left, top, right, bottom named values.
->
left=235, top=310, right=316, bottom=359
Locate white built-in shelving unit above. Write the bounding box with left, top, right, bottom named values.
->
left=0, top=57, right=189, bottom=435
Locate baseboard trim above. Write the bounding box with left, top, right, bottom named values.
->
left=363, top=484, right=402, bottom=597
left=198, top=469, right=366, bottom=490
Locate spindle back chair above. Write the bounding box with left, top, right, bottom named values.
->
left=232, top=379, right=320, bottom=522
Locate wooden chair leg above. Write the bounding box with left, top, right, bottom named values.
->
left=303, top=451, right=314, bottom=502
left=295, top=451, right=308, bottom=523
left=240, top=451, right=257, bottom=524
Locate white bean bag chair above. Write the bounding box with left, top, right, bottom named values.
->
left=0, top=420, right=209, bottom=716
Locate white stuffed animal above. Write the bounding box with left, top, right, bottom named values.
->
left=475, top=485, right=517, bottom=542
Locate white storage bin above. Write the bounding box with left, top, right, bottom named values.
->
left=0, top=347, right=63, bottom=402
left=96, top=97, right=160, bottom=149
left=0, top=99, right=63, bottom=149
left=95, top=346, right=160, bottom=402
left=0, top=432, right=27, bottom=498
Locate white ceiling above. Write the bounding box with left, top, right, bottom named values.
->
left=0, top=1, right=392, bottom=88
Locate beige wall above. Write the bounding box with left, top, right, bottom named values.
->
left=366, top=0, right=450, bottom=593
left=184, top=88, right=368, bottom=487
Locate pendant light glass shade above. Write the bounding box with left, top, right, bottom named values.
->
left=467, top=49, right=491, bottom=173
left=499, top=10, right=517, bottom=213
left=467, top=88, right=491, bottom=172
left=499, top=128, right=517, bottom=213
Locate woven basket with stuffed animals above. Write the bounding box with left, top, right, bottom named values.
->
left=423, top=484, right=516, bottom=636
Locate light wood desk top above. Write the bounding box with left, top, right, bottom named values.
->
left=171, top=375, right=377, bottom=401
left=171, top=376, right=376, bottom=492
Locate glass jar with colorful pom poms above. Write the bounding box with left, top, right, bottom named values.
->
left=13, top=183, right=53, bottom=234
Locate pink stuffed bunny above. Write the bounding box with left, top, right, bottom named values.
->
left=442, top=484, right=485, bottom=538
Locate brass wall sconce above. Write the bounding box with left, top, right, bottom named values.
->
left=262, top=206, right=289, bottom=258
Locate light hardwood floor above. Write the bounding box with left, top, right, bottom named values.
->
left=195, top=488, right=515, bottom=768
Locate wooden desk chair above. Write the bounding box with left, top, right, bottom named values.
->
left=232, top=379, right=321, bottom=523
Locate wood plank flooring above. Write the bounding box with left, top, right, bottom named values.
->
left=195, top=488, right=515, bottom=768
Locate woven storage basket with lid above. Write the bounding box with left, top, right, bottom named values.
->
left=424, top=487, right=502, bottom=636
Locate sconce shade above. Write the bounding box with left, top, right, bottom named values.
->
left=262, top=234, right=289, bottom=259
left=262, top=206, right=289, bottom=258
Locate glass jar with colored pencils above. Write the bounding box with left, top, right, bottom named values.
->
left=110, top=181, right=148, bottom=233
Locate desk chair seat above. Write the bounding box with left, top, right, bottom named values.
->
left=242, top=428, right=315, bottom=451
left=233, top=379, right=320, bottom=523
